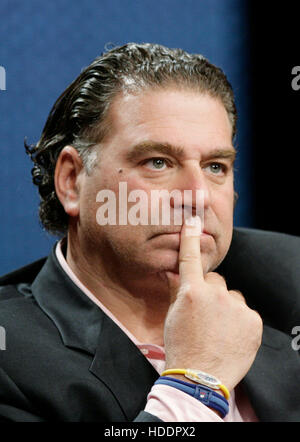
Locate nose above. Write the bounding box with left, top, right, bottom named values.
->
left=169, top=163, right=211, bottom=219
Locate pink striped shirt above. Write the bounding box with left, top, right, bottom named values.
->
left=56, top=242, right=258, bottom=422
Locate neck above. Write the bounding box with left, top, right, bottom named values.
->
left=65, top=233, right=171, bottom=346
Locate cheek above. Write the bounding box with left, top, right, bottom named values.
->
left=119, top=171, right=151, bottom=191
left=116, top=174, right=153, bottom=211
left=211, top=189, right=234, bottom=234
left=90, top=171, right=153, bottom=231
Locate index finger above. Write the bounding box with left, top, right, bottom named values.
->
left=179, top=215, right=204, bottom=284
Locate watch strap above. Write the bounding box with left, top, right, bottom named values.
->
left=161, top=368, right=230, bottom=400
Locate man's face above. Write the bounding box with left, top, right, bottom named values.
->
left=77, top=88, right=235, bottom=277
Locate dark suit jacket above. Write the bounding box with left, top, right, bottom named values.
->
left=0, top=228, right=299, bottom=422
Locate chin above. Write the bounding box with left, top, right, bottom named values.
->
left=144, top=249, right=179, bottom=274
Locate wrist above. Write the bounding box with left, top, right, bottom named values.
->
left=155, top=376, right=229, bottom=418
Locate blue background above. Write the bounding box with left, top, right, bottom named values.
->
left=0, top=0, right=253, bottom=274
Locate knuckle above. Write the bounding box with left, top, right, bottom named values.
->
left=205, top=272, right=227, bottom=286
left=229, top=289, right=246, bottom=302
left=251, top=309, right=263, bottom=329
left=180, top=253, right=199, bottom=263
left=215, top=287, right=230, bottom=304
left=218, top=274, right=227, bottom=284
left=248, top=309, right=263, bottom=345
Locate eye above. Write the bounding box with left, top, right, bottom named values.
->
left=205, top=162, right=227, bottom=175
left=143, top=157, right=170, bottom=171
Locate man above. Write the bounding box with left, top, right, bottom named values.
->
left=0, top=43, right=299, bottom=422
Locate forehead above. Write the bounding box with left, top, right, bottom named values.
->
left=102, top=88, right=233, bottom=155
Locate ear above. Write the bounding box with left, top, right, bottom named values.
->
left=54, top=146, right=84, bottom=218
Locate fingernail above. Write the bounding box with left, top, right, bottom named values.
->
left=185, top=215, right=202, bottom=236
left=185, top=215, right=201, bottom=226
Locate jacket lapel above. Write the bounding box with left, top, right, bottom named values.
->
left=31, top=244, right=160, bottom=420
left=243, top=324, right=300, bottom=422
left=89, top=313, right=159, bottom=421
left=31, top=246, right=104, bottom=355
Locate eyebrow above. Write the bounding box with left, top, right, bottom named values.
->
left=125, top=140, right=236, bottom=163
left=202, top=148, right=236, bottom=162
left=125, top=141, right=185, bottom=162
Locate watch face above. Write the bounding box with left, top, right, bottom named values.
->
left=185, top=369, right=221, bottom=388
left=201, top=373, right=218, bottom=385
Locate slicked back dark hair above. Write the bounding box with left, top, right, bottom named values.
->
left=26, top=42, right=237, bottom=236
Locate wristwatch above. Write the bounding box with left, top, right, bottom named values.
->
left=161, top=368, right=230, bottom=400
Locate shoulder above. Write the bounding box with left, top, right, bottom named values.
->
left=0, top=258, right=66, bottom=374
left=223, top=226, right=300, bottom=272
left=0, top=284, right=64, bottom=364
left=0, top=257, right=49, bottom=336
left=220, top=227, right=300, bottom=333
left=227, top=227, right=300, bottom=284
left=232, top=226, right=300, bottom=254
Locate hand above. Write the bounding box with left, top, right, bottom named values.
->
left=163, top=216, right=263, bottom=393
